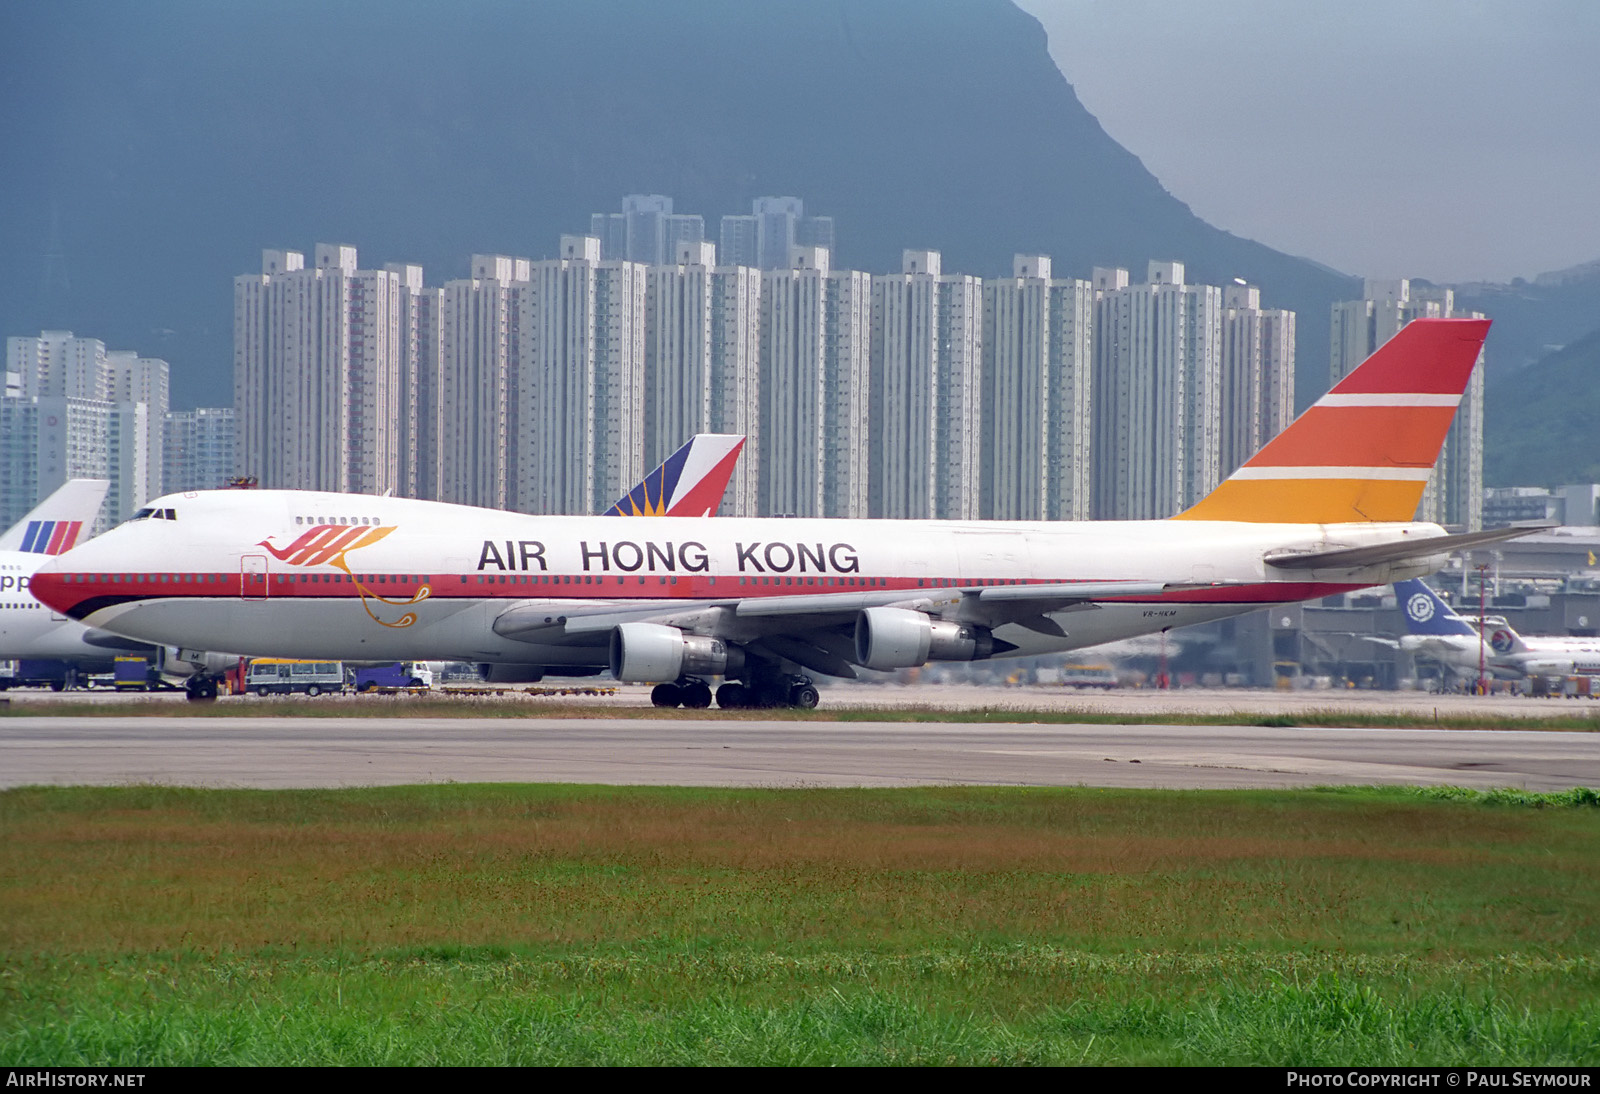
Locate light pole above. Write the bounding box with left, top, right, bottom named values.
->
left=1477, top=563, right=1490, bottom=696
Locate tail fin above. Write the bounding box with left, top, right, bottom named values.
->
left=1176, top=317, right=1489, bottom=523
left=0, top=479, right=109, bottom=552
left=1485, top=622, right=1530, bottom=657
left=1395, top=579, right=1478, bottom=638
left=602, top=434, right=745, bottom=517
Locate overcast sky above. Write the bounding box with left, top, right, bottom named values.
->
left=1016, top=0, right=1600, bottom=284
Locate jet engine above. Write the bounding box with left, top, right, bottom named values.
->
left=609, top=623, right=743, bottom=683
left=854, top=607, right=994, bottom=670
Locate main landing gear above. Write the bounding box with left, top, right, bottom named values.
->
left=651, top=678, right=714, bottom=709
left=651, top=673, right=820, bottom=710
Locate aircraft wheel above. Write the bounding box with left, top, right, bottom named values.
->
left=789, top=683, right=820, bottom=709
left=680, top=681, right=713, bottom=709
left=651, top=683, right=682, bottom=708
left=716, top=683, right=749, bottom=709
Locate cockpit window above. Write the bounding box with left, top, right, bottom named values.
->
left=125, top=507, right=177, bottom=523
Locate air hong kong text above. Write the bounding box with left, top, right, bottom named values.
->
left=474, top=539, right=862, bottom=575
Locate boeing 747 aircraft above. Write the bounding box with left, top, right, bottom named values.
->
left=35, top=319, right=1538, bottom=708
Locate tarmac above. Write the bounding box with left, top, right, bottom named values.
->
left=2, top=684, right=1595, bottom=792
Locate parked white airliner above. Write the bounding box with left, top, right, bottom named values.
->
left=1379, top=578, right=1600, bottom=681
left=0, top=479, right=155, bottom=666
left=35, top=319, right=1537, bottom=708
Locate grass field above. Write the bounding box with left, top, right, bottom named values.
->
left=3, top=783, right=1599, bottom=1065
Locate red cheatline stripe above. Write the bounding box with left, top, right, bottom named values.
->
left=45, top=571, right=1368, bottom=612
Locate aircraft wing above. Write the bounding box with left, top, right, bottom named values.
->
left=490, top=579, right=1194, bottom=677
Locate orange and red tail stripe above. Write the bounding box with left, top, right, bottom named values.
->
left=1176, top=317, right=1488, bottom=524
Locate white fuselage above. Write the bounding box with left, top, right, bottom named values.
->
left=1400, top=633, right=1600, bottom=680
left=35, top=490, right=1456, bottom=673
left=1502, top=637, right=1600, bottom=678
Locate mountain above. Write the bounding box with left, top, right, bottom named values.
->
left=4, top=0, right=1361, bottom=409
left=1455, top=262, right=1600, bottom=382
left=1483, top=325, right=1600, bottom=488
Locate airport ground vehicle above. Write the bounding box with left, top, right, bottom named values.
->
left=244, top=659, right=345, bottom=696
left=113, top=655, right=163, bottom=691
left=1058, top=664, right=1120, bottom=689
left=351, top=661, right=433, bottom=690
left=0, top=658, right=81, bottom=691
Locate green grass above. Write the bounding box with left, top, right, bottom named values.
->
left=4, top=784, right=1599, bottom=1064
left=5, top=693, right=1600, bottom=731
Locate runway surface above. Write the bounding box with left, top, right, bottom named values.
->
left=4, top=715, right=1598, bottom=791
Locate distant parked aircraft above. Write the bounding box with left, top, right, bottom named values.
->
left=1378, top=578, right=1600, bottom=682
left=0, top=480, right=154, bottom=669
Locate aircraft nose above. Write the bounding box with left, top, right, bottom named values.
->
left=28, top=565, right=73, bottom=616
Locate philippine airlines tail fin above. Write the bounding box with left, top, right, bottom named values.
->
left=602, top=434, right=745, bottom=517
left=1176, top=317, right=1490, bottom=523
left=1395, top=579, right=1479, bottom=639
left=0, top=479, right=109, bottom=552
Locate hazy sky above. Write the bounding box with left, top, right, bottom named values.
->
left=1017, top=0, right=1600, bottom=284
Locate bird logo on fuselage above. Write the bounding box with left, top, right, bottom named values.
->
left=257, top=524, right=427, bottom=628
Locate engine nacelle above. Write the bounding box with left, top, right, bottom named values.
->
left=609, top=623, right=742, bottom=683
left=854, top=607, right=994, bottom=670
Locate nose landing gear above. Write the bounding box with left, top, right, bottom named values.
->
left=184, top=676, right=220, bottom=702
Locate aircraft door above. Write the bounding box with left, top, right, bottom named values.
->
left=241, top=554, right=269, bottom=601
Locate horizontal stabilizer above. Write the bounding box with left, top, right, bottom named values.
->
left=1266, top=523, right=1551, bottom=571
